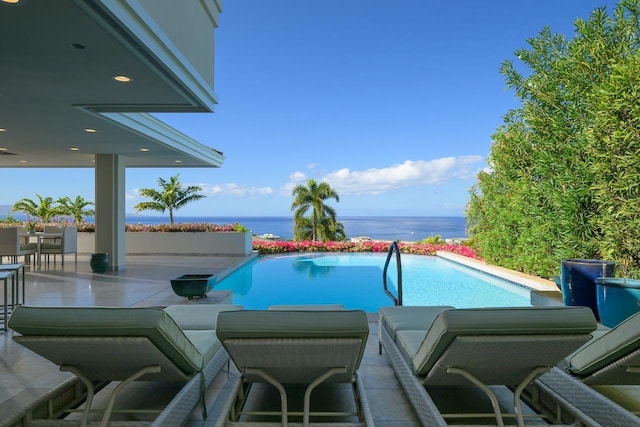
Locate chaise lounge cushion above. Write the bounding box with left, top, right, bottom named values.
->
left=412, top=306, right=597, bottom=376
left=164, top=304, right=243, bottom=330
left=563, top=310, right=640, bottom=378
left=268, top=304, right=346, bottom=310
left=379, top=306, right=453, bottom=341
left=9, top=306, right=204, bottom=374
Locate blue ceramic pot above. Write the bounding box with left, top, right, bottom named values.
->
left=560, top=259, right=615, bottom=320
left=595, top=277, right=640, bottom=328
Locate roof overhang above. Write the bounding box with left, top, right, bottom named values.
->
left=0, top=0, right=225, bottom=168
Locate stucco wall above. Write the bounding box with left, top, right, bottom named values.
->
left=78, top=231, right=253, bottom=257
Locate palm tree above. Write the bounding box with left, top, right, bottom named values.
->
left=293, top=215, right=347, bottom=242
left=134, top=174, right=206, bottom=224
left=290, top=179, right=340, bottom=241
left=57, top=196, right=95, bottom=224
left=11, top=194, right=63, bottom=223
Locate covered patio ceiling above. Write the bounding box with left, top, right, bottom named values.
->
left=0, top=0, right=225, bottom=168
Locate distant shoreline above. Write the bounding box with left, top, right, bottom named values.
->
left=3, top=212, right=468, bottom=241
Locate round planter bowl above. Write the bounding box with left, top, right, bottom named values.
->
left=595, top=277, right=640, bottom=328
left=170, top=274, right=217, bottom=300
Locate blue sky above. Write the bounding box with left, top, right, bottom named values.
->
left=1, top=0, right=619, bottom=218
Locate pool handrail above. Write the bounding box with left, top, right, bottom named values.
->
left=383, top=241, right=403, bottom=306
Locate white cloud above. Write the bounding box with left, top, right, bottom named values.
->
left=298, top=156, right=483, bottom=195
left=289, top=171, right=307, bottom=183
left=126, top=189, right=140, bottom=200
left=200, top=183, right=274, bottom=198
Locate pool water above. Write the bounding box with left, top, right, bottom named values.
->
left=214, top=253, right=531, bottom=312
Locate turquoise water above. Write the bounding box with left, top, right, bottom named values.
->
left=214, top=253, right=531, bottom=312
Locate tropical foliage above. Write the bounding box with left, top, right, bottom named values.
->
left=291, top=178, right=344, bottom=241
left=70, top=222, right=249, bottom=233
left=12, top=194, right=95, bottom=225
left=466, top=0, right=640, bottom=278
left=134, top=174, right=206, bottom=225
left=12, top=194, right=64, bottom=224
left=293, top=214, right=347, bottom=242
left=57, top=196, right=95, bottom=224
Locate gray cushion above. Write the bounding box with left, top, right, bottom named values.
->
left=9, top=306, right=205, bottom=374
left=564, top=310, right=640, bottom=377
left=268, top=304, right=345, bottom=310
left=413, top=306, right=597, bottom=376
left=379, top=306, right=453, bottom=340
left=164, top=304, right=243, bottom=330
left=396, top=330, right=428, bottom=369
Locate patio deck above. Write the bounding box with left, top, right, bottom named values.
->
left=0, top=254, right=421, bottom=426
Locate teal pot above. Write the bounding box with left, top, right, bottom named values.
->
left=90, top=253, right=109, bottom=273
left=170, top=274, right=217, bottom=300
left=595, top=277, right=640, bottom=328
left=560, top=259, right=615, bottom=320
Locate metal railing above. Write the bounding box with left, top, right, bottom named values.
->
left=382, top=241, right=403, bottom=306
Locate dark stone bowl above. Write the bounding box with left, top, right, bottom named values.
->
left=170, top=274, right=217, bottom=299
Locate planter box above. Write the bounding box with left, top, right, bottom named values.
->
left=78, top=231, right=253, bottom=256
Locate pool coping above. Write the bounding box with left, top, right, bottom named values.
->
left=436, top=251, right=564, bottom=307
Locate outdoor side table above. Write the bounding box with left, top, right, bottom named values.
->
left=0, top=263, right=25, bottom=307
left=0, top=270, right=15, bottom=331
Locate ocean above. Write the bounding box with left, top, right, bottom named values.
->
left=124, top=215, right=468, bottom=241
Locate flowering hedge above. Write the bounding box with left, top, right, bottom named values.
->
left=252, top=240, right=480, bottom=259
left=73, top=222, right=250, bottom=233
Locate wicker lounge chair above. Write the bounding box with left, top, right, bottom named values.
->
left=5, top=304, right=242, bottom=426
left=376, top=305, right=637, bottom=427
left=531, top=309, right=640, bottom=424
left=215, top=309, right=374, bottom=426
left=560, top=309, right=640, bottom=386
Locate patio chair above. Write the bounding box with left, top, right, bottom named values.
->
left=0, top=226, right=36, bottom=265
left=376, top=305, right=636, bottom=427
left=559, top=309, right=640, bottom=385
left=39, top=225, right=77, bottom=266
left=5, top=304, right=241, bottom=426
left=215, top=309, right=374, bottom=426
left=531, top=309, right=640, bottom=423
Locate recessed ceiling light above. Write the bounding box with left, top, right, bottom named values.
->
left=85, top=128, right=96, bottom=133
left=175, top=160, right=182, bottom=163
left=0, top=128, right=5, bottom=132
left=0, top=147, right=7, bottom=151
left=139, top=148, right=149, bottom=152
left=70, top=147, right=80, bottom=151
left=19, top=160, right=27, bottom=163
left=1, top=0, right=23, bottom=4
left=113, top=75, right=132, bottom=83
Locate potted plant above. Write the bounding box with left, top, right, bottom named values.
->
left=26, top=219, right=37, bottom=234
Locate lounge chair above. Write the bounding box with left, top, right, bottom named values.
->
left=531, top=309, right=640, bottom=423
left=560, top=309, right=640, bottom=385
left=5, top=304, right=242, bottom=426
left=214, top=309, right=374, bottom=426
left=377, top=305, right=637, bottom=427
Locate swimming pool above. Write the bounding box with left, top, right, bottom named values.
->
left=214, top=253, right=531, bottom=312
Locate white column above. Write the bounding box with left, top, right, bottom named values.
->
left=94, top=154, right=126, bottom=271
